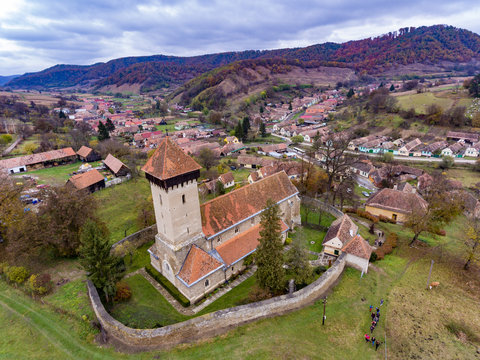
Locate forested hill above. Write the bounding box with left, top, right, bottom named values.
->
left=5, top=25, right=480, bottom=91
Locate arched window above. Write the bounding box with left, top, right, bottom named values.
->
left=204, top=279, right=209, bottom=287
left=182, top=194, right=186, bottom=203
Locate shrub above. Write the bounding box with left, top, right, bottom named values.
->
left=369, top=252, right=378, bottom=262
left=388, top=233, right=398, bottom=248
left=435, top=229, right=446, bottom=236
left=145, top=265, right=190, bottom=307
left=28, top=273, right=53, bottom=296
left=0, top=262, right=9, bottom=275
left=247, top=286, right=272, bottom=303
left=7, top=266, right=29, bottom=284
left=313, top=265, right=327, bottom=275
left=375, top=232, right=397, bottom=260
left=114, top=281, right=132, bottom=302
left=355, top=209, right=379, bottom=223
left=285, top=237, right=292, bottom=245
left=243, top=254, right=254, bottom=267
left=378, top=214, right=396, bottom=224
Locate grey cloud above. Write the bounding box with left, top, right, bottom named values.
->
left=0, top=0, right=479, bottom=74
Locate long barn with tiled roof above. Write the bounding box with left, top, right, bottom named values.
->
left=143, top=137, right=301, bottom=303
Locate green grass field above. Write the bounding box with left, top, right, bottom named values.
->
left=24, top=161, right=103, bottom=185
left=1, top=214, right=480, bottom=359
left=396, top=90, right=473, bottom=115
left=109, top=274, right=189, bottom=328
left=95, top=176, right=151, bottom=244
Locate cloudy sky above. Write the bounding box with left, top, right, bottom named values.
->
left=1, top=0, right=479, bottom=75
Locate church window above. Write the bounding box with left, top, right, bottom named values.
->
left=187, top=227, right=189, bottom=234
left=235, top=227, right=239, bottom=233
left=204, top=279, right=209, bottom=287
left=159, top=195, right=162, bottom=205
left=182, top=194, right=186, bottom=203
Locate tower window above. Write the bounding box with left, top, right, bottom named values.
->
left=204, top=279, right=209, bottom=287
left=159, top=195, right=162, bottom=205
left=187, top=227, right=189, bottom=234
left=235, top=227, right=239, bottom=233
left=182, top=194, right=186, bottom=203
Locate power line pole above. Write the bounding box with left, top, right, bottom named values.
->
left=322, top=297, right=327, bottom=325
left=426, top=259, right=434, bottom=290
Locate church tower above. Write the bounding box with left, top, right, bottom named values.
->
left=142, top=137, right=204, bottom=283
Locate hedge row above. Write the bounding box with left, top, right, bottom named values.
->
left=374, top=233, right=398, bottom=260
left=145, top=264, right=190, bottom=307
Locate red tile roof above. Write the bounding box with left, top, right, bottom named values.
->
left=366, top=188, right=428, bottom=214
left=76, top=146, right=93, bottom=158
left=103, top=154, right=129, bottom=174
left=177, top=245, right=222, bottom=286
left=0, top=147, right=76, bottom=170
left=67, top=169, right=104, bottom=190
left=322, top=214, right=358, bottom=246
left=141, top=137, right=202, bottom=180
left=201, top=171, right=298, bottom=238
left=342, top=235, right=373, bottom=259
left=218, top=172, right=234, bottom=185
left=215, top=221, right=288, bottom=266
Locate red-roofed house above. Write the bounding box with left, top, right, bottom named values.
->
left=143, top=137, right=301, bottom=302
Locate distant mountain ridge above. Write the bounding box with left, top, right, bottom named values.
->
left=0, top=75, right=20, bottom=86
left=5, top=25, right=480, bottom=92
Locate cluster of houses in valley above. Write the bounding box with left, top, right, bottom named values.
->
left=255, top=90, right=344, bottom=124
left=348, top=131, right=480, bottom=158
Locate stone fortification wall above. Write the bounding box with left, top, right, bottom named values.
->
left=110, top=224, right=156, bottom=255
left=87, top=253, right=347, bottom=351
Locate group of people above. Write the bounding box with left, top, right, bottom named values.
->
left=364, top=299, right=384, bottom=351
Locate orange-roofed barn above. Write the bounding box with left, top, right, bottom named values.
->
left=144, top=137, right=301, bottom=303
left=66, top=169, right=105, bottom=193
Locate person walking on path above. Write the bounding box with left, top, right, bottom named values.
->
left=380, top=299, right=384, bottom=306
left=371, top=337, right=376, bottom=347
left=371, top=312, right=376, bottom=320
left=375, top=341, right=381, bottom=351
left=369, top=305, right=373, bottom=312
left=365, top=334, right=370, bottom=343
left=370, top=325, right=375, bottom=333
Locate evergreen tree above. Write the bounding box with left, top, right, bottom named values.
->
left=234, top=121, right=243, bottom=140
left=59, top=110, right=66, bottom=119
left=288, top=102, right=292, bottom=110
left=256, top=199, right=285, bottom=294
left=469, top=73, right=480, bottom=98
left=389, top=84, right=395, bottom=92
left=79, top=221, right=124, bottom=303
left=260, top=122, right=267, bottom=138
left=105, top=118, right=115, bottom=132
left=285, top=236, right=312, bottom=286
left=347, top=88, right=355, bottom=98
left=216, top=180, right=225, bottom=195
left=259, top=105, right=264, bottom=114
left=242, top=116, right=251, bottom=140
left=97, top=121, right=110, bottom=141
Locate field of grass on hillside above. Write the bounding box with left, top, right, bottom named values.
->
left=1, top=212, right=479, bottom=359
left=95, top=176, right=151, bottom=244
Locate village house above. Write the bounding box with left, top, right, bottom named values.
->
left=365, top=188, right=428, bottom=222
left=441, top=142, right=466, bottom=157
left=76, top=146, right=101, bottom=162
left=143, top=138, right=301, bottom=303
left=224, top=136, right=239, bottom=144
left=447, top=131, right=479, bottom=145
left=398, top=138, right=422, bottom=156
left=248, top=161, right=305, bottom=183
left=322, top=214, right=372, bottom=273
left=237, top=155, right=275, bottom=169
left=464, top=142, right=480, bottom=157
left=103, top=154, right=130, bottom=177
left=350, top=161, right=374, bottom=178
left=0, top=147, right=77, bottom=174
left=218, top=172, right=235, bottom=189
left=66, top=169, right=105, bottom=193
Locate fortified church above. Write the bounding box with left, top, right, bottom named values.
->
left=142, top=137, right=301, bottom=302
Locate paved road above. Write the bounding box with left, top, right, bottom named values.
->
left=271, top=133, right=477, bottom=165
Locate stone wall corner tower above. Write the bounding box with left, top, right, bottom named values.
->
left=141, top=137, right=204, bottom=284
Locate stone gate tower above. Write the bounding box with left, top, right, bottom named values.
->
left=142, top=137, right=204, bottom=284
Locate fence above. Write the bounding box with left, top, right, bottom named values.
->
left=301, top=196, right=344, bottom=219
left=87, top=253, right=347, bottom=351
